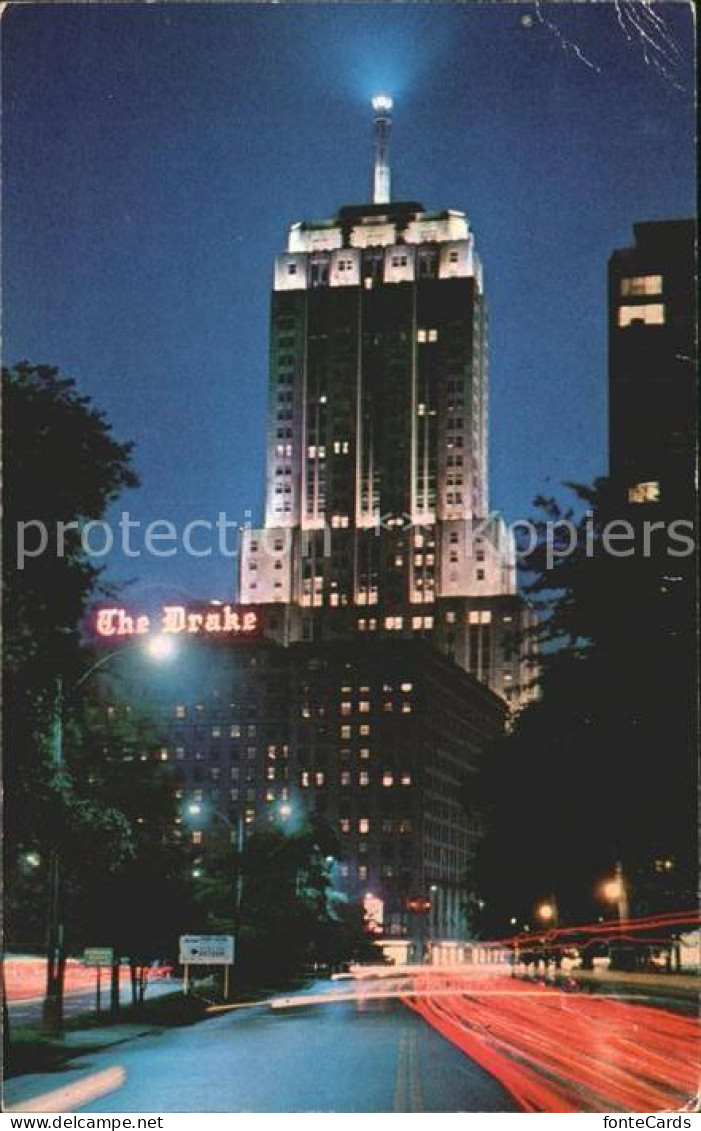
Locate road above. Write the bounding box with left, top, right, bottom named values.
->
left=5, top=968, right=698, bottom=1113
left=7, top=983, right=516, bottom=1113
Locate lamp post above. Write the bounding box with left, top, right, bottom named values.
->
left=42, top=635, right=176, bottom=1035
left=535, top=898, right=559, bottom=975
left=186, top=803, right=246, bottom=926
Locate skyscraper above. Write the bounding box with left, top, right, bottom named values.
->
left=240, top=98, right=535, bottom=707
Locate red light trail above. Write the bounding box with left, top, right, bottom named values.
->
left=402, top=971, right=698, bottom=1112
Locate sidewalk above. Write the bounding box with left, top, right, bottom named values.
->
left=557, top=968, right=699, bottom=1001
left=3, top=1025, right=158, bottom=1112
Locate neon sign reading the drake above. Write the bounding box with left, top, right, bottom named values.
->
left=95, top=605, right=260, bottom=638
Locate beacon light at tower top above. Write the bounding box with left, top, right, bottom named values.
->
left=372, top=94, right=393, bottom=114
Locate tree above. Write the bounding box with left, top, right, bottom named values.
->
left=2, top=362, right=140, bottom=1027
left=476, top=481, right=696, bottom=940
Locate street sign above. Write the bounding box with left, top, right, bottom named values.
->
left=179, top=935, right=235, bottom=966
left=83, top=947, right=114, bottom=966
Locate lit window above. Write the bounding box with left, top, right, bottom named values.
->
left=212, top=726, right=221, bottom=738
left=428, top=329, right=438, bottom=342
left=618, top=303, right=664, bottom=327
left=359, top=701, right=370, bottom=713
left=620, top=275, right=662, bottom=296
left=382, top=772, right=394, bottom=787
left=301, top=772, right=310, bottom=787
left=401, top=702, right=412, bottom=713
left=175, top=705, right=186, bottom=719
left=359, top=818, right=370, bottom=834
left=480, top=610, right=492, bottom=624
left=359, top=747, right=370, bottom=760
left=340, top=770, right=351, bottom=786
left=628, top=481, right=661, bottom=504
left=359, top=771, right=369, bottom=787
left=340, top=818, right=351, bottom=834
left=315, top=771, right=325, bottom=787
left=417, top=329, right=427, bottom=343
left=192, top=831, right=203, bottom=846
left=340, top=702, right=352, bottom=716
left=340, top=725, right=351, bottom=739
left=358, top=864, right=369, bottom=881
left=400, top=682, right=413, bottom=692
left=359, top=724, right=370, bottom=736
left=401, top=773, right=412, bottom=786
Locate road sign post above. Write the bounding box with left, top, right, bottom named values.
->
left=83, top=949, right=114, bottom=1015
left=179, top=936, right=235, bottom=998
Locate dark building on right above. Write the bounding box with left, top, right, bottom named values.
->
left=608, top=219, right=696, bottom=516
left=606, top=219, right=697, bottom=908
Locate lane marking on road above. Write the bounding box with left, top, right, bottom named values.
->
left=5, top=1066, right=126, bottom=1113
left=394, top=1030, right=425, bottom=1112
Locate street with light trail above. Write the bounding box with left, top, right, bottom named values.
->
left=5, top=964, right=697, bottom=1114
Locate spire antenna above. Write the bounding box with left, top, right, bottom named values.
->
left=371, top=94, right=393, bottom=205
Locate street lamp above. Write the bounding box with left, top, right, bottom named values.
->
left=536, top=900, right=557, bottom=925
left=599, top=862, right=629, bottom=923
left=42, top=635, right=175, bottom=1035
left=183, top=802, right=245, bottom=926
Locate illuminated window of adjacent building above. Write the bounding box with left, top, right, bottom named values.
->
left=301, top=771, right=310, bottom=788
left=359, top=700, right=370, bottom=713
left=315, top=772, right=325, bottom=787
left=359, top=771, right=369, bottom=787
left=340, top=702, right=352, bottom=716
left=401, top=773, right=412, bottom=786
left=358, top=818, right=370, bottom=834
left=618, top=303, right=665, bottom=327
left=359, top=724, right=370, bottom=736
left=628, top=481, right=661, bottom=504
left=340, top=725, right=351, bottom=739
left=192, top=831, right=203, bottom=846
left=620, top=275, right=662, bottom=297
left=175, top=705, right=186, bottom=719
left=359, top=747, right=370, bottom=760
left=382, top=772, right=394, bottom=787
left=340, top=818, right=351, bottom=835
left=358, top=864, right=369, bottom=881
left=401, top=702, right=412, bottom=713
left=340, top=770, right=351, bottom=787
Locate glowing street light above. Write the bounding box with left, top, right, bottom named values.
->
left=601, top=878, right=624, bottom=903
left=536, top=901, right=557, bottom=924
left=144, top=634, right=177, bottom=662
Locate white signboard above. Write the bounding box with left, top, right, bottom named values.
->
left=179, top=934, right=235, bottom=966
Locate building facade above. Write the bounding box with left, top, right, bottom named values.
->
left=608, top=219, right=696, bottom=516
left=105, top=629, right=504, bottom=949
left=239, top=100, right=536, bottom=709
left=606, top=219, right=697, bottom=904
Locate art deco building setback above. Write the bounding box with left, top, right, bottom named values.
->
left=240, top=98, right=536, bottom=709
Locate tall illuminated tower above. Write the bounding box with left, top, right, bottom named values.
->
left=240, top=98, right=535, bottom=707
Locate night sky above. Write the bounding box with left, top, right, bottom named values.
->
left=3, top=3, right=695, bottom=604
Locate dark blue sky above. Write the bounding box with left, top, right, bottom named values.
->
left=3, top=2, right=695, bottom=603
